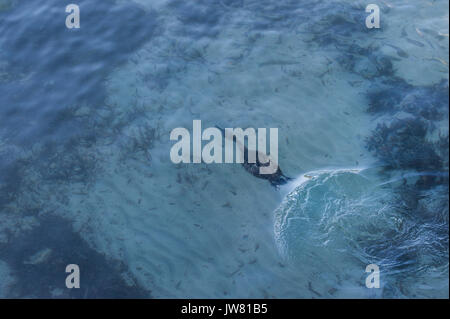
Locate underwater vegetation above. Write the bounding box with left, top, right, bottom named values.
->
left=367, top=79, right=449, bottom=119
left=304, top=2, right=370, bottom=45
left=366, top=78, right=449, bottom=177
left=364, top=77, right=449, bottom=297
left=367, top=117, right=443, bottom=171
left=119, top=124, right=156, bottom=163
left=360, top=34, right=449, bottom=298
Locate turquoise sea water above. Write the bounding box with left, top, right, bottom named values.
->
left=0, top=0, right=448, bottom=298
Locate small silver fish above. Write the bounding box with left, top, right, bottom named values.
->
left=258, top=60, right=300, bottom=67
left=406, top=38, right=425, bottom=48
left=384, top=43, right=409, bottom=58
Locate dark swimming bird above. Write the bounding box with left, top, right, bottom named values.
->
left=216, top=126, right=292, bottom=188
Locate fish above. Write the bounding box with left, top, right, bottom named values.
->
left=384, top=43, right=409, bottom=58
left=429, top=57, right=449, bottom=67
left=406, top=38, right=425, bottom=47
left=258, top=60, right=300, bottom=67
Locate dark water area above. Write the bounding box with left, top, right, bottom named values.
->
left=0, top=0, right=157, bottom=146
left=1, top=215, right=150, bottom=298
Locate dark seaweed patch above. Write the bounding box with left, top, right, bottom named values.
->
left=365, top=76, right=448, bottom=182
left=304, top=2, right=371, bottom=47
left=336, top=51, right=395, bottom=79
left=367, top=79, right=449, bottom=117
left=366, top=118, right=443, bottom=171
left=365, top=77, right=449, bottom=184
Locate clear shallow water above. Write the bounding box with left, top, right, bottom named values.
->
left=0, top=0, right=448, bottom=298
